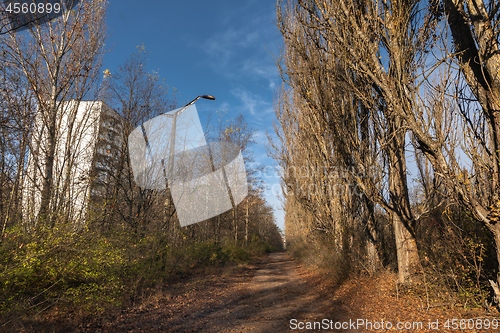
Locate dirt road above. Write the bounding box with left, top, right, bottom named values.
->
left=86, top=252, right=350, bottom=332
left=198, top=251, right=347, bottom=332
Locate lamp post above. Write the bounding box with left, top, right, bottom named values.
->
left=163, top=95, right=215, bottom=186
left=159, top=95, right=215, bottom=227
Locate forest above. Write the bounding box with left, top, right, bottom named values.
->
left=0, top=0, right=282, bottom=328
left=3, top=0, right=500, bottom=330
left=273, top=0, right=500, bottom=311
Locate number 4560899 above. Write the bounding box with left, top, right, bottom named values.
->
left=4, top=2, right=61, bottom=15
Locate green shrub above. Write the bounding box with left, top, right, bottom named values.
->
left=0, top=226, right=129, bottom=320
left=188, top=241, right=229, bottom=267
left=0, top=221, right=278, bottom=328
left=222, top=244, right=251, bottom=263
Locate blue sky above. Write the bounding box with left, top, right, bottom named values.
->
left=102, top=0, right=285, bottom=229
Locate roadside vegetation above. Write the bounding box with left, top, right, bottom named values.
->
left=0, top=221, right=282, bottom=328
left=273, top=0, right=500, bottom=312
left=0, top=0, right=283, bottom=329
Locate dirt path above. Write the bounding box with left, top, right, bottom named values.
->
left=203, top=252, right=347, bottom=332
left=84, top=252, right=351, bottom=333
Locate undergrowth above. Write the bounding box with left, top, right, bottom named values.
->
left=0, top=225, right=271, bottom=329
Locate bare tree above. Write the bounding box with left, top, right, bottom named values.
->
left=276, top=0, right=427, bottom=282
left=0, top=48, right=36, bottom=236
left=398, top=0, right=500, bottom=302
left=217, top=115, right=254, bottom=244
left=441, top=0, right=500, bottom=253
left=103, top=45, right=177, bottom=235
left=2, top=0, right=106, bottom=230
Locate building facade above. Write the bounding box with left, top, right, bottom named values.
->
left=22, top=100, right=123, bottom=228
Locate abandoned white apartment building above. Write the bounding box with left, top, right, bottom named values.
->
left=22, top=100, right=123, bottom=227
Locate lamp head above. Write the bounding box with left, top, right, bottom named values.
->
left=201, top=95, right=216, bottom=100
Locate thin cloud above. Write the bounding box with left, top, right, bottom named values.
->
left=252, top=130, right=269, bottom=147
left=241, top=58, right=280, bottom=91
left=202, top=28, right=261, bottom=68
left=203, top=29, right=239, bottom=65
left=231, top=88, right=258, bottom=115
left=231, top=88, right=274, bottom=118
left=199, top=4, right=281, bottom=83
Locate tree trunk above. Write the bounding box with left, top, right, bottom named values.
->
left=388, top=118, right=420, bottom=282
left=233, top=208, right=238, bottom=245
left=487, top=224, right=500, bottom=305
left=245, top=201, right=249, bottom=247
left=363, top=195, right=383, bottom=272
left=392, top=213, right=420, bottom=283
left=38, top=107, right=57, bottom=226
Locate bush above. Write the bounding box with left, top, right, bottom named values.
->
left=416, top=206, right=496, bottom=308
left=187, top=241, right=229, bottom=267
left=0, top=226, right=129, bottom=320
left=223, top=243, right=251, bottom=263
left=0, top=221, right=275, bottom=329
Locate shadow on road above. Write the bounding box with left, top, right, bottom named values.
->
left=91, top=252, right=353, bottom=333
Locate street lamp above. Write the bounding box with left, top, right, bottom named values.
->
left=164, top=95, right=216, bottom=188
left=164, top=95, right=215, bottom=119
left=130, top=94, right=248, bottom=227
